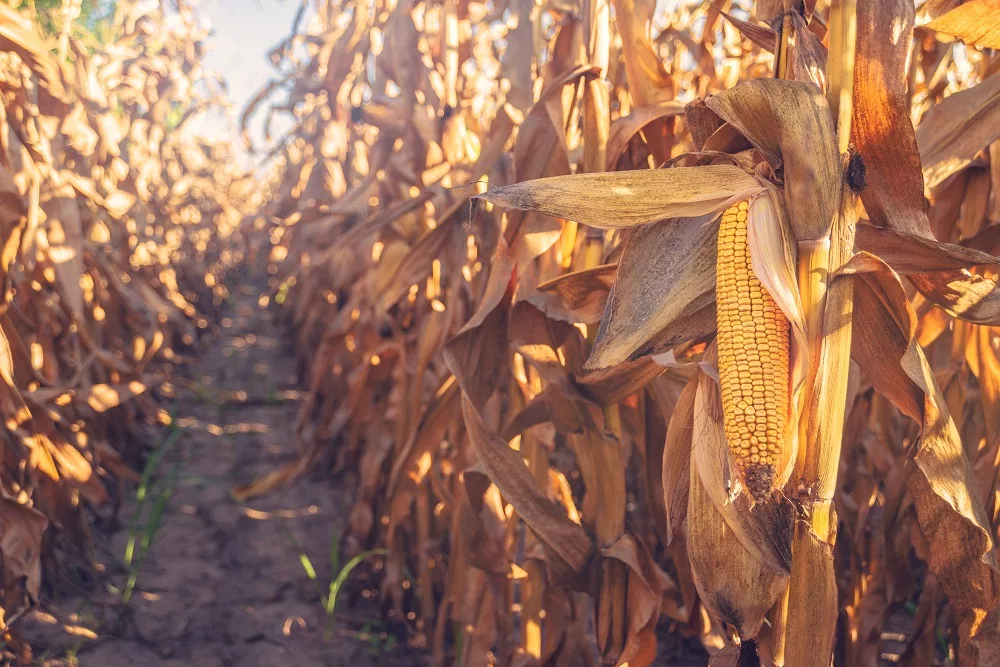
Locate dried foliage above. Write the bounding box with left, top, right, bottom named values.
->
left=0, top=0, right=253, bottom=655
left=252, top=0, right=1000, bottom=665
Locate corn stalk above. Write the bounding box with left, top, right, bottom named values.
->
left=781, top=2, right=858, bottom=665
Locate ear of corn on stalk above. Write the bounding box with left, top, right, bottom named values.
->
left=716, top=200, right=790, bottom=502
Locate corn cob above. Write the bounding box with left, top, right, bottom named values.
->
left=716, top=200, right=790, bottom=501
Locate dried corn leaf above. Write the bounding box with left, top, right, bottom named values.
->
left=690, top=355, right=792, bottom=576
left=854, top=223, right=1000, bottom=273
left=444, top=246, right=515, bottom=408
left=661, top=372, right=696, bottom=544
left=600, top=534, right=669, bottom=666
left=461, top=396, right=594, bottom=579
left=521, top=264, right=617, bottom=325
left=706, top=79, right=839, bottom=241
left=917, top=72, right=1000, bottom=189
left=923, top=0, right=1000, bottom=50
left=606, top=103, right=686, bottom=169
left=844, top=252, right=1000, bottom=663
left=610, top=0, right=674, bottom=106
left=908, top=270, right=1000, bottom=324
left=787, top=11, right=828, bottom=91
left=684, top=100, right=724, bottom=151
left=852, top=220, right=1000, bottom=325
left=0, top=498, right=48, bottom=601
left=589, top=214, right=718, bottom=368
left=688, top=396, right=789, bottom=641
left=378, top=223, right=460, bottom=310
left=460, top=476, right=511, bottom=576
left=718, top=9, right=776, bottom=53
left=478, top=166, right=761, bottom=230
left=574, top=357, right=665, bottom=406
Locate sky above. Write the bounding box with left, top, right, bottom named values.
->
left=196, top=0, right=302, bottom=168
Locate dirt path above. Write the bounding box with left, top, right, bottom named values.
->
left=25, top=277, right=414, bottom=667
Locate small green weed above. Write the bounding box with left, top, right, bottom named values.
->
left=286, top=528, right=387, bottom=628
left=119, top=424, right=183, bottom=604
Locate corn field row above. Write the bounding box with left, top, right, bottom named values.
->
left=2, top=0, right=1000, bottom=666
left=0, top=1, right=255, bottom=660
left=247, top=0, right=1000, bottom=665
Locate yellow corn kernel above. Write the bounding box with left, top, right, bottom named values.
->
left=716, top=200, right=789, bottom=501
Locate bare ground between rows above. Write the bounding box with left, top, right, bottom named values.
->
left=22, top=279, right=419, bottom=667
